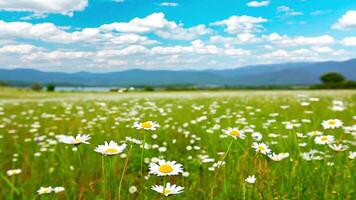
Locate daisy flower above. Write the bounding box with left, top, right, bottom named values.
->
left=223, top=128, right=246, bottom=139
left=151, top=182, right=184, bottom=196
left=149, top=159, right=183, bottom=176
left=125, top=136, right=142, bottom=145
left=57, top=134, right=91, bottom=145
left=251, top=132, right=262, bottom=141
left=53, top=187, right=65, bottom=193
left=328, top=144, right=348, bottom=152
left=348, top=152, right=356, bottom=160
left=37, top=186, right=53, bottom=195
left=252, top=142, right=271, bottom=154
left=94, top=140, right=127, bottom=156
left=321, top=119, right=343, bottom=129
left=6, top=169, right=22, bottom=176
left=267, top=152, right=289, bottom=162
left=133, top=121, right=160, bottom=130
left=129, top=186, right=137, bottom=194
left=245, top=175, right=256, bottom=184
left=314, top=135, right=334, bottom=145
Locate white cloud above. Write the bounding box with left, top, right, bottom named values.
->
left=277, top=6, right=303, bottom=17
left=0, top=20, right=158, bottom=46
left=311, top=46, right=333, bottom=53
left=0, top=20, right=100, bottom=43
left=0, top=0, right=88, bottom=16
left=156, top=24, right=212, bottom=40
left=263, top=33, right=334, bottom=46
left=247, top=1, right=269, bottom=7
left=211, top=15, right=267, bottom=34
left=210, top=33, right=262, bottom=45
left=260, top=49, right=318, bottom=61
left=341, top=37, right=356, bottom=46
left=332, top=10, right=356, bottom=30
left=109, top=34, right=157, bottom=45
left=100, top=12, right=211, bottom=40
left=0, top=44, right=39, bottom=54
left=160, top=2, right=179, bottom=7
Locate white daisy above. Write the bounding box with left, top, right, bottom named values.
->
left=151, top=182, right=184, bottom=196
left=223, top=128, right=246, bottom=139
left=314, top=135, right=334, bottom=145
left=348, top=152, right=356, bottom=160
left=252, top=142, right=271, bottom=155
left=245, top=175, right=256, bottom=184
left=149, top=159, right=183, bottom=176
left=53, top=187, right=65, bottom=193
left=267, top=152, right=290, bottom=162
left=129, top=186, right=137, bottom=194
left=94, top=141, right=127, bottom=156
left=37, top=186, right=53, bottom=195
left=321, top=119, right=343, bottom=129
left=57, top=134, right=91, bottom=145
left=251, top=132, right=262, bottom=141
left=6, top=169, right=22, bottom=176
left=133, top=121, right=160, bottom=130
left=125, top=136, right=142, bottom=145
left=328, top=144, right=348, bottom=152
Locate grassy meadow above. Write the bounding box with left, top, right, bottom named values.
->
left=0, top=88, right=355, bottom=199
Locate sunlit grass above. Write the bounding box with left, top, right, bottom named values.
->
left=0, top=90, right=355, bottom=199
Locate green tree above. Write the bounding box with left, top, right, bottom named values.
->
left=320, top=72, right=345, bottom=84
left=31, top=83, right=43, bottom=91
left=143, top=86, right=154, bottom=91
left=46, top=84, right=56, bottom=92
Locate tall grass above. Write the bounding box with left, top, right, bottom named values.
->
left=0, top=91, right=355, bottom=199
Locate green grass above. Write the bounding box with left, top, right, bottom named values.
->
left=0, top=90, right=355, bottom=199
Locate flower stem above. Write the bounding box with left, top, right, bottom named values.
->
left=119, top=144, right=133, bottom=200
left=140, top=132, right=147, bottom=177
left=210, top=138, right=234, bottom=199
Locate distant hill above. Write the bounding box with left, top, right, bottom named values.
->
left=0, top=58, right=355, bottom=86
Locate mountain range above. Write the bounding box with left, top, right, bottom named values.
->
left=0, top=58, right=355, bottom=87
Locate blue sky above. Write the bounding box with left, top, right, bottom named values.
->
left=0, top=0, right=355, bottom=72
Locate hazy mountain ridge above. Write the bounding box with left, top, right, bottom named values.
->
left=0, top=58, right=355, bottom=86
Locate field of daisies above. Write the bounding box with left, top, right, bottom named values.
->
left=0, top=90, right=355, bottom=199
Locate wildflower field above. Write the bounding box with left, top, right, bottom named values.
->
left=0, top=89, right=355, bottom=200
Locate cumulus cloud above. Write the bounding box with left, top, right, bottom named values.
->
left=100, top=12, right=211, bottom=39
left=311, top=46, right=333, bottom=53
left=341, top=37, right=356, bottom=46
left=0, top=20, right=158, bottom=46
left=0, top=0, right=88, bottom=16
left=247, top=1, right=269, bottom=7
left=263, top=33, right=334, bottom=46
left=260, top=49, right=318, bottom=61
left=332, top=10, right=356, bottom=30
left=0, top=44, right=40, bottom=54
left=210, top=33, right=262, bottom=45
left=0, top=20, right=100, bottom=43
left=211, top=15, right=267, bottom=34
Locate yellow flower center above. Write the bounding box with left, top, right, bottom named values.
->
left=158, top=164, right=174, bottom=173
left=74, top=139, right=82, bottom=144
left=230, top=130, right=240, bottom=137
left=258, top=146, right=265, bottom=151
left=320, top=136, right=328, bottom=142
left=163, top=189, right=172, bottom=195
left=43, top=188, right=50, bottom=193
left=104, top=147, right=119, bottom=154
left=142, top=122, right=153, bottom=129
left=328, top=120, right=336, bottom=125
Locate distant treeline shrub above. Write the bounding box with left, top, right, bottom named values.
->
left=311, top=72, right=356, bottom=89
